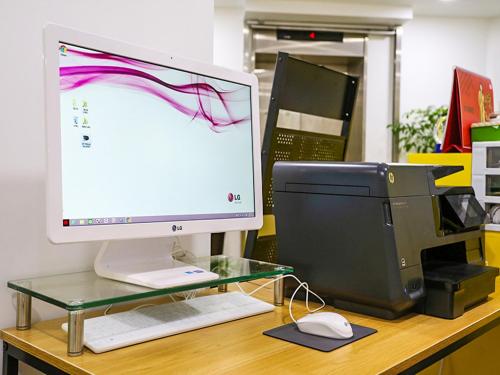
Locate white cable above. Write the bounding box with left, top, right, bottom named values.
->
left=170, top=236, right=198, bottom=263
left=170, top=236, right=186, bottom=260
left=491, top=205, right=500, bottom=224
left=236, top=274, right=325, bottom=323
left=173, top=289, right=200, bottom=301
left=103, top=305, right=113, bottom=316
left=132, top=304, right=156, bottom=311
left=169, top=237, right=204, bottom=301
left=104, top=295, right=177, bottom=316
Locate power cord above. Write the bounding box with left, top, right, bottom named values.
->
left=103, top=294, right=178, bottom=316
left=171, top=236, right=196, bottom=262
left=132, top=304, right=156, bottom=311
left=236, top=274, right=326, bottom=323
left=103, top=304, right=113, bottom=316
left=169, top=236, right=206, bottom=300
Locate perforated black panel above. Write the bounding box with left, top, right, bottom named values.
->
left=251, top=235, right=278, bottom=263
left=263, top=127, right=345, bottom=214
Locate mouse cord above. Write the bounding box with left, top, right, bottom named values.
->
left=235, top=274, right=326, bottom=323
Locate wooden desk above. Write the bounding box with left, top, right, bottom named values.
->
left=2, top=280, right=500, bottom=375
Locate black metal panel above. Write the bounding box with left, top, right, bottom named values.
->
left=244, top=52, right=358, bottom=260
left=2, top=342, right=68, bottom=375
left=2, top=343, right=18, bottom=375
left=250, top=235, right=278, bottom=263
left=276, top=54, right=357, bottom=121
left=210, top=233, right=225, bottom=256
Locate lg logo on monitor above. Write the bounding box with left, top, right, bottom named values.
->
left=171, top=225, right=183, bottom=232
left=227, top=192, right=241, bottom=203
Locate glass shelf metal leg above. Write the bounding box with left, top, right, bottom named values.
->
left=67, top=310, right=84, bottom=356
left=16, top=292, right=31, bottom=330
left=218, top=284, right=228, bottom=293
left=274, top=276, right=284, bottom=306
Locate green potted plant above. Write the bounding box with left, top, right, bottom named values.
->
left=388, top=106, right=448, bottom=153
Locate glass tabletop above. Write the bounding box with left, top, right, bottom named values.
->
left=7, top=256, right=293, bottom=310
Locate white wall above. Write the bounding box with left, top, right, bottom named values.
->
left=400, top=16, right=490, bottom=115
left=364, top=35, right=394, bottom=162
left=244, top=0, right=412, bottom=25
left=214, top=6, right=245, bottom=70
left=486, top=17, right=500, bottom=110
left=0, top=0, right=213, bottom=371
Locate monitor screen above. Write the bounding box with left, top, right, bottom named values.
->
left=58, top=43, right=255, bottom=227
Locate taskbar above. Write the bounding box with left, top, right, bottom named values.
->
left=62, top=212, right=255, bottom=227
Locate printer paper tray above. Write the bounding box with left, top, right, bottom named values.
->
left=419, top=262, right=499, bottom=319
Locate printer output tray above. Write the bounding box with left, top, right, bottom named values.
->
left=418, top=262, right=499, bottom=319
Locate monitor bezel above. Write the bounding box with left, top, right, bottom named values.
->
left=44, top=24, right=262, bottom=243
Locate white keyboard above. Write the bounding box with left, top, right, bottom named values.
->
left=62, top=292, right=274, bottom=353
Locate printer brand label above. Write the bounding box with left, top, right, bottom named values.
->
left=388, top=172, right=395, bottom=184
left=392, top=201, right=408, bottom=207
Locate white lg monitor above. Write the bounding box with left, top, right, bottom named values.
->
left=44, top=25, right=262, bottom=288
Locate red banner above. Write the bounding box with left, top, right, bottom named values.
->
left=442, top=67, right=494, bottom=153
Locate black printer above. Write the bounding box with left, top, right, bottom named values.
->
left=273, top=162, right=499, bottom=319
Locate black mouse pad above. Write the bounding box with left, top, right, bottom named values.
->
left=263, top=323, right=377, bottom=352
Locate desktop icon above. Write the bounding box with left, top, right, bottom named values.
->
left=88, top=219, right=93, bottom=225
left=59, top=44, right=67, bottom=55
left=126, top=217, right=132, bottom=223
left=81, top=134, right=91, bottom=148
left=79, top=219, right=85, bottom=225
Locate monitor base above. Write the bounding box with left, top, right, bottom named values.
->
left=94, top=236, right=218, bottom=289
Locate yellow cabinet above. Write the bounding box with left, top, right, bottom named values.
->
left=407, top=153, right=472, bottom=186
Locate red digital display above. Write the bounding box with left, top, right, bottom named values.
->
left=277, top=30, right=343, bottom=42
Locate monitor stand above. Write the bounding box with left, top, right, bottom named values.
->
left=94, top=235, right=219, bottom=289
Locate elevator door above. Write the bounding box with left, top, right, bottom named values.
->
left=246, top=27, right=365, bottom=161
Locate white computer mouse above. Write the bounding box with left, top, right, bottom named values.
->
left=296, top=312, right=353, bottom=339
